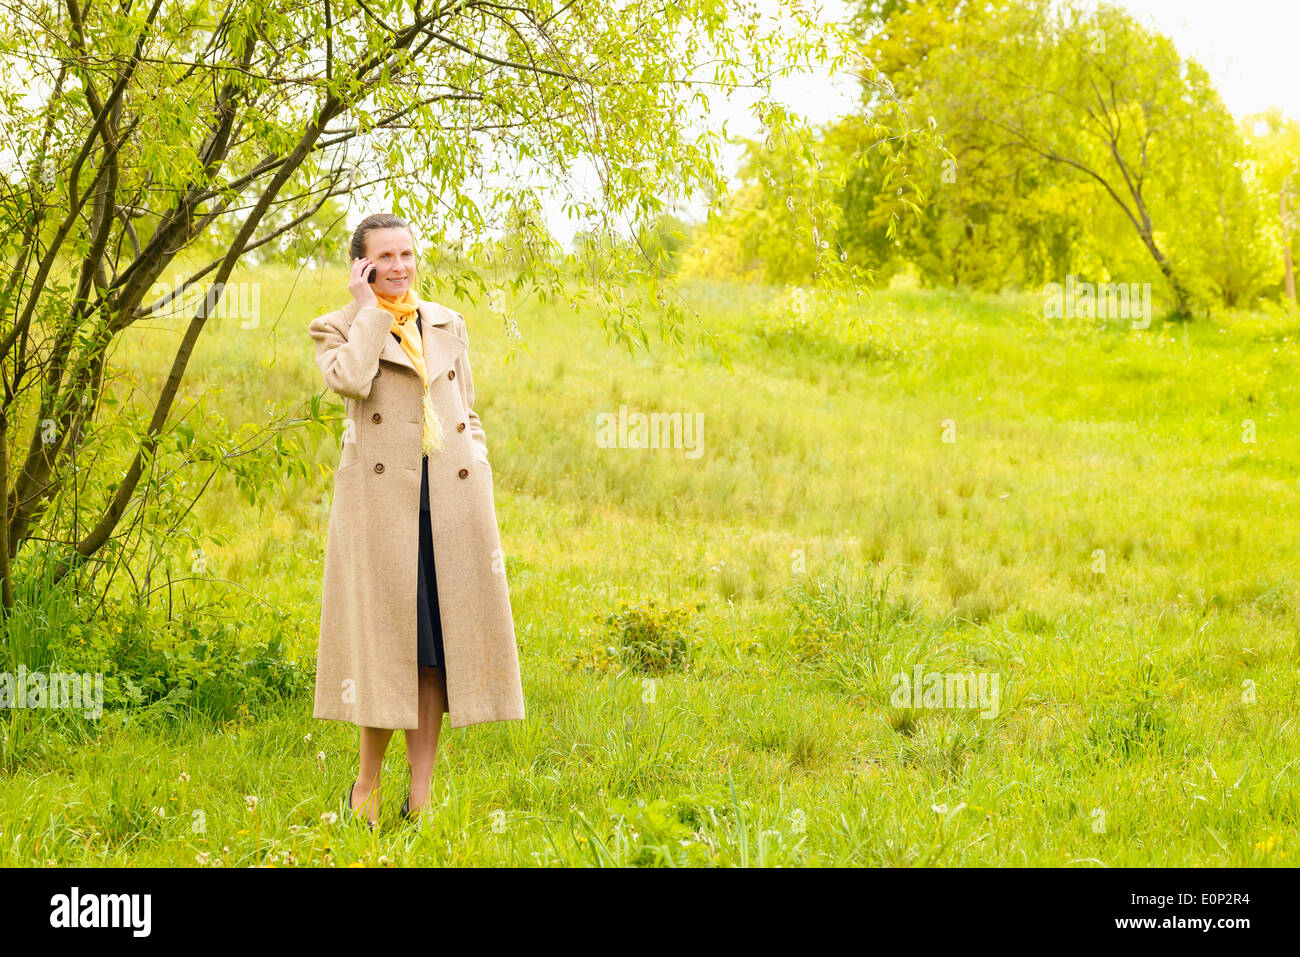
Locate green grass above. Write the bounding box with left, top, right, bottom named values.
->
left=1, top=265, right=1297, bottom=865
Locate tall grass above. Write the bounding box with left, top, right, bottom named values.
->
left=1, top=269, right=1296, bottom=865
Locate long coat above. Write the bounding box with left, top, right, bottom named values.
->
left=307, top=296, right=525, bottom=730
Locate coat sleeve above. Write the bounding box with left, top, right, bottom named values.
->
left=307, top=305, right=392, bottom=400
left=454, top=311, right=490, bottom=461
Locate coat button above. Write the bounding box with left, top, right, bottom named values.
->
left=458, top=468, right=468, bottom=479
left=371, top=412, right=382, bottom=423
left=457, top=422, right=465, bottom=432
left=374, top=463, right=385, bottom=474
left=447, top=369, right=455, bottom=380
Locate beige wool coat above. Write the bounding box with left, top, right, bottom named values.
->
left=307, top=296, right=525, bottom=730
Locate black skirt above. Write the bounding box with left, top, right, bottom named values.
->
left=416, top=453, right=447, bottom=669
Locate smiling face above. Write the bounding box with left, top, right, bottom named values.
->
left=361, top=226, right=417, bottom=298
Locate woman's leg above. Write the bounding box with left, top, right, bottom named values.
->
left=351, top=726, right=394, bottom=825
left=403, top=665, right=447, bottom=816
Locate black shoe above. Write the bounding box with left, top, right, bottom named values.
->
left=401, top=792, right=428, bottom=823
left=345, top=782, right=375, bottom=832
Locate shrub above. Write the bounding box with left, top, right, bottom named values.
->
left=603, top=599, right=700, bottom=675
left=43, top=600, right=308, bottom=725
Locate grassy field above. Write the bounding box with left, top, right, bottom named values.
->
left=2, top=264, right=1297, bottom=866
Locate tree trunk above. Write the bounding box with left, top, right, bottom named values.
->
left=0, top=411, right=9, bottom=613
left=1137, top=227, right=1192, bottom=318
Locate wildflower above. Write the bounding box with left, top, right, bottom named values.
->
left=1255, top=835, right=1281, bottom=855
left=244, top=795, right=258, bottom=812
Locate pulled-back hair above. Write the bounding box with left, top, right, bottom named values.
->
left=349, top=213, right=412, bottom=261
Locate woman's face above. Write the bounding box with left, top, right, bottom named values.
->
left=361, top=227, right=417, bottom=297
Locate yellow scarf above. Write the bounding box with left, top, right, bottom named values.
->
left=373, top=287, right=445, bottom=453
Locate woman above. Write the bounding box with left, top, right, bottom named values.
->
left=308, top=213, right=525, bottom=828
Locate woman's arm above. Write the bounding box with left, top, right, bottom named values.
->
left=453, top=311, right=490, bottom=461
left=308, top=306, right=392, bottom=400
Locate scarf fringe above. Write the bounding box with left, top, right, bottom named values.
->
left=421, top=388, right=445, bottom=454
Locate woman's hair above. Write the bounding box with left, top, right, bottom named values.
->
left=349, top=213, right=413, bottom=261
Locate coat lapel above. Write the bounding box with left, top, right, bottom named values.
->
left=338, top=296, right=467, bottom=381
left=416, top=300, right=469, bottom=380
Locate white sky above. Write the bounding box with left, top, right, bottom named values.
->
left=1120, top=0, right=1300, bottom=120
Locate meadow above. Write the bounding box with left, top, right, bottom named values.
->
left=1, top=264, right=1296, bottom=866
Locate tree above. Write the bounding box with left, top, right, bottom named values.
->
left=1171, top=110, right=1277, bottom=309
left=0, top=0, right=879, bottom=609
left=848, top=0, right=1254, bottom=316
left=843, top=0, right=1094, bottom=291
left=678, top=84, right=940, bottom=287
left=1246, top=109, right=1300, bottom=303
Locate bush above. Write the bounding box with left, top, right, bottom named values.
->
left=604, top=599, right=700, bottom=675
left=42, top=600, right=309, bottom=725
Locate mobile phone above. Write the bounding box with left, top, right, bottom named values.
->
left=367, top=266, right=376, bottom=283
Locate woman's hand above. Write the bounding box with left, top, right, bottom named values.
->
left=349, top=257, right=379, bottom=310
